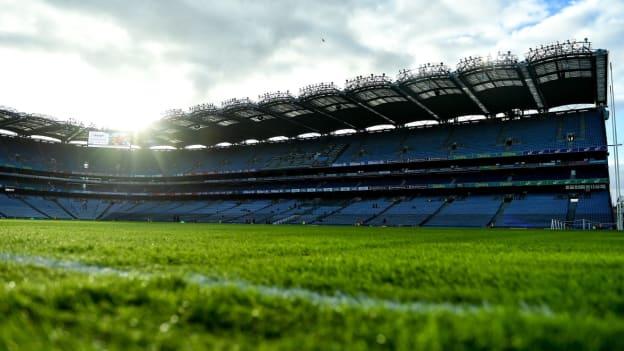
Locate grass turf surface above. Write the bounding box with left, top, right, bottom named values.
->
left=0, top=220, right=623, bottom=350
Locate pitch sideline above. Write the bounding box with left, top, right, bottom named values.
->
left=0, top=252, right=554, bottom=317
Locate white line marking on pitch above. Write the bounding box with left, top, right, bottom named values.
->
left=0, top=252, right=553, bottom=316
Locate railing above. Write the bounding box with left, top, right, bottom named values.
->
left=551, top=218, right=615, bottom=230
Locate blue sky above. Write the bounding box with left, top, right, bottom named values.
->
left=545, top=0, right=574, bottom=12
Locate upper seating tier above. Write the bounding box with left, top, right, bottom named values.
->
left=0, top=110, right=606, bottom=178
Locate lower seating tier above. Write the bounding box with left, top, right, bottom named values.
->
left=0, top=191, right=613, bottom=228
left=424, top=195, right=504, bottom=227
left=497, top=194, right=570, bottom=228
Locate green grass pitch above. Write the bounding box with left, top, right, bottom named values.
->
left=0, top=220, right=623, bottom=350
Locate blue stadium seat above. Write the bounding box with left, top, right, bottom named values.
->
left=0, top=194, right=47, bottom=219
left=574, top=191, right=613, bottom=227
left=22, top=196, right=72, bottom=219
left=368, top=197, right=445, bottom=226
left=321, top=198, right=394, bottom=225
left=497, top=193, right=569, bottom=228
left=424, top=195, right=503, bottom=227
left=0, top=110, right=607, bottom=176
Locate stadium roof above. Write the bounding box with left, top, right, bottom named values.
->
left=0, top=39, right=609, bottom=147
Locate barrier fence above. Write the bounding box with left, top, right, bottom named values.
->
left=550, top=218, right=615, bottom=230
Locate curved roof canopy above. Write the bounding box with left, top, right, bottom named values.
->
left=0, top=39, right=609, bottom=147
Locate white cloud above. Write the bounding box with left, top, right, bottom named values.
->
left=0, top=0, right=621, bottom=133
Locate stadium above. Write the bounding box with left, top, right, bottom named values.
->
left=0, top=40, right=617, bottom=229
left=1, top=37, right=624, bottom=350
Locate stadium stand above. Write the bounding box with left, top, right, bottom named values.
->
left=368, top=197, right=447, bottom=226
left=574, top=191, right=613, bottom=226
left=0, top=194, right=47, bottom=219
left=22, top=196, right=72, bottom=219
left=0, top=40, right=615, bottom=228
left=284, top=201, right=346, bottom=225
left=424, top=195, right=504, bottom=227
left=235, top=200, right=298, bottom=224
left=56, top=198, right=109, bottom=220
left=497, top=193, right=570, bottom=228
left=0, top=107, right=613, bottom=228
left=322, top=198, right=395, bottom=225
left=0, top=109, right=608, bottom=177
